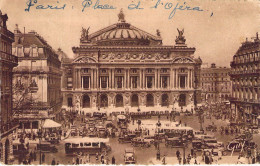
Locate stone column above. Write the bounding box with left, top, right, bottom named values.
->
left=187, top=69, right=190, bottom=89
left=140, top=69, right=142, bottom=89
left=91, top=69, right=94, bottom=89
left=155, top=69, right=158, bottom=89
left=170, top=69, right=173, bottom=89
left=143, top=69, right=145, bottom=89
left=124, top=70, right=127, bottom=89
left=109, top=69, right=111, bottom=89
left=127, top=69, right=130, bottom=89
left=77, top=69, right=81, bottom=89
left=158, top=69, right=160, bottom=89
left=97, top=69, right=100, bottom=89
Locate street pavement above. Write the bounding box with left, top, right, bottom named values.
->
left=12, top=114, right=260, bottom=165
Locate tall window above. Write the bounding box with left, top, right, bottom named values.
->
left=147, top=76, right=153, bottom=88
left=82, top=76, right=90, bottom=89
left=116, top=76, right=123, bottom=88
left=101, top=76, right=108, bottom=88
left=180, top=76, right=186, bottom=88
left=32, top=47, right=38, bottom=57
left=161, top=76, right=168, bottom=88
left=131, top=76, right=138, bottom=88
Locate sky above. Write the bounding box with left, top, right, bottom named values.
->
left=0, top=0, right=259, bottom=67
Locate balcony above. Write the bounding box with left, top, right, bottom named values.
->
left=13, top=66, right=61, bottom=74
left=0, top=51, right=18, bottom=65
left=1, top=119, right=19, bottom=138
left=229, top=69, right=260, bottom=76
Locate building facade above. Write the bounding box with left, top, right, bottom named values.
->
left=230, top=33, right=260, bottom=126
left=62, top=11, right=202, bottom=113
left=201, top=63, right=232, bottom=103
left=0, top=10, right=18, bottom=164
left=12, top=25, right=62, bottom=131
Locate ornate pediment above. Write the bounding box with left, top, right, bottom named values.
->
left=73, top=56, right=97, bottom=63
left=172, top=57, right=194, bottom=63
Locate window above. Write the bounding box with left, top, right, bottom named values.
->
left=180, top=76, right=186, bottom=88
left=132, top=69, right=137, bottom=73
left=101, top=76, right=108, bottom=88
left=131, top=76, right=138, bottom=88
left=67, top=97, right=73, bottom=107
left=147, top=69, right=153, bottom=73
left=161, top=76, right=168, bottom=88
left=82, top=76, right=90, bottom=89
left=116, top=76, right=122, bottom=88
left=67, top=77, right=72, bottom=89
left=147, top=76, right=153, bottom=88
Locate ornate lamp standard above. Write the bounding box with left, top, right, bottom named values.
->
left=181, top=136, right=187, bottom=164
left=198, top=108, right=204, bottom=132
left=156, top=116, right=161, bottom=160
left=37, top=129, right=42, bottom=164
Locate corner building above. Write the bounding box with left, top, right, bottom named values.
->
left=62, top=11, right=202, bottom=113
left=230, top=33, right=260, bottom=126
left=0, top=10, right=18, bottom=164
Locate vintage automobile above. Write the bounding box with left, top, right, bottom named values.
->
left=203, top=138, right=224, bottom=149
left=194, top=130, right=208, bottom=140
left=131, top=138, right=151, bottom=147
left=37, top=141, right=58, bottom=153
left=13, top=141, right=29, bottom=156
left=118, top=134, right=136, bottom=143
left=192, top=139, right=204, bottom=150
left=143, top=136, right=155, bottom=144
left=97, top=126, right=107, bottom=138
left=206, top=125, right=217, bottom=132
left=124, top=148, right=136, bottom=164
left=165, top=137, right=186, bottom=148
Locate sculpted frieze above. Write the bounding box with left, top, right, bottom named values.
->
left=173, top=57, right=194, bottom=63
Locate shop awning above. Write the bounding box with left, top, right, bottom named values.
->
left=42, top=119, right=62, bottom=128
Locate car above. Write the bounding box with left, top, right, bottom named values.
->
left=118, top=134, right=136, bottom=143
left=143, top=136, right=155, bottom=144
left=37, top=141, right=58, bottom=153
left=203, top=138, right=223, bottom=149
left=131, top=138, right=150, bottom=147
left=194, top=130, right=207, bottom=140
left=124, top=148, right=136, bottom=164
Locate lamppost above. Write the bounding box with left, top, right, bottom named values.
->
left=37, top=129, right=42, bottom=164
left=198, top=108, right=204, bottom=132
left=181, top=136, right=187, bottom=165
left=156, top=116, right=161, bottom=149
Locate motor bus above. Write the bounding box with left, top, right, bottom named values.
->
left=64, top=137, right=111, bottom=155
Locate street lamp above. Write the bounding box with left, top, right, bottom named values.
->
left=198, top=108, right=204, bottom=132
left=181, top=136, right=187, bottom=165
left=37, top=129, right=42, bottom=164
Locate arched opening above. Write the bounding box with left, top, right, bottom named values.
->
left=179, top=94, right=186, bottom=106
left=131, top=94, right=139, bottom=107
left=5, top=139, right=10, bottom=164
left=225, top=94, right=229, bottom=100
left=161, top=94, right=169, bottom=106
left=146, top=94, right=154, bottom=107
left=115, top=94, right=124, bottom=107
left=67, top=96, right=73, bottom=107
left=100, top=94, right=108, bottom=108
left=82, top=95, right=90, bottom=108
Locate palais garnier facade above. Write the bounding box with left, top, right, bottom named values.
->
left=61, top=10, right=202, bottom=113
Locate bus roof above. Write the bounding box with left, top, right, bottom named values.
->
left=64, top=137, right=109, bottom=144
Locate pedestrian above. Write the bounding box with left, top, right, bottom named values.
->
left=162, top=155, right=166, bottom=165
left=191, top=148, right=194, bottom=157
left=179, top=120, right=182, bottom=125
left=72, top=157, right=75, bottom=165
left=178, top=157, right=182, bottom=165
left=51, top=158, right=56, bottom=165
left=57, top=161, right=59, bottom=165
left=96, top=152, right=99, bottom=161
left=29, top=151, right=33, bottom=161
left=205, top=155, right=210, bottom=164
left=112, top=156, right=115, bottom=164
left=176, top=149, right=180, bottom=159
left=40, top=152, right=45, bottom=162
left=218, top=150, right=222, bottom=160
left=76, top=156, right=80, bottom=165
left=187, top=154, right=191, bottom=164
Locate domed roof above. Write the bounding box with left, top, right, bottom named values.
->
left=82, top=10, right=162, bottom=46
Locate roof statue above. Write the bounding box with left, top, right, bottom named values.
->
left=118, top=9, right=125, bottom=22
left=81, top=27, right=90, bottom=41
left=156, top=29, right=161, bottom=37
left=175, top=28, right=186, bottom=45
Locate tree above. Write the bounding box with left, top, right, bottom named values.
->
left=12, top=79, right=39, bottom=115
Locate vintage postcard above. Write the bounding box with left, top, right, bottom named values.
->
left=0, top=0, right=259, bottom=165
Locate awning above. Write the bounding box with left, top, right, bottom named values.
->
left=42, top=119, right=62, bottom=128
